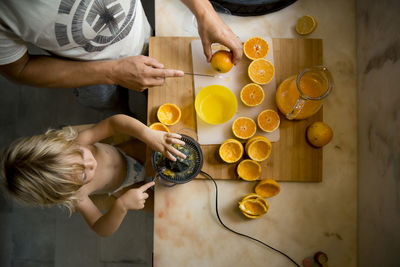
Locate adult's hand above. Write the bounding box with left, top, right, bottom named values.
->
left=197, top=12, right=243, bottom=64
left=182, top=0, right=243, bottom=64
left=0, top=53, right=183, bottom=90
left=110, top=55, right=184, bottom=92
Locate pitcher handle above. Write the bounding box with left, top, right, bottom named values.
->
left=286, top=98, right=306, bottom=120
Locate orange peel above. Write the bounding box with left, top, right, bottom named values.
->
left=237, top=159, right=261, bottom=181
left=219, top=139, right=244, bottom=163
left=157, top=103, right=181, bottom=125
left=254, top=179, right=281, bottom=198
left=149, top=122, right=170, bottom=132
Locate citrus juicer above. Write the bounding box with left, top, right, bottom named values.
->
left=151, top=134, right=203, bottom=187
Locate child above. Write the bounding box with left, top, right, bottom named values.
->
left=0, top=114, right=186, bottom=237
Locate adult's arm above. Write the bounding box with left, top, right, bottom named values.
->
left=181, top=0, right=243, bottom=64
left=0, top=51, right=183, bottom=92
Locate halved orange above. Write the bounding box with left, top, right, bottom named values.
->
left=240, top=83, right=265, bottom=107
left=237, top=159, right=261, bottom=181
left=241, top=193, right=261, bottom=201
left=245, top=135, right=272, bottom=162
left=296, top=15, right=318, bottom=35
left=248, top=58, right=275, bottom=85
left=254, top=179, right=281, bottom=198
left=243, top=36, right=269, bottom=60
left=219, top=139, right=244, bottom=163
left=239, top=199, right=267, bottom=215
left=157, top=103, right=181, bottom=125
left=257, top=109, right=280, bottom=132
left=232, top=117, right=257, bottom=140
left=245, top=135, right=269, bottom=153
left=238, top=193, right=269, bottom=219
left=149, top=122, right=170, bottom=132
left=241, top=212, right=264, bottom=219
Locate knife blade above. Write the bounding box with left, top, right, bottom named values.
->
left=184, top=72, right=216, bottom=78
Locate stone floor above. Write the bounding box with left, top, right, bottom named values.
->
left=0, top=1, right=155, bottom=266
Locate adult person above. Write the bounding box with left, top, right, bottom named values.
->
left=0, top=0, right=242, bottom=109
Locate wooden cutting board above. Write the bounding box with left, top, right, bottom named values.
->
left=147, top=37, right=323, bottom=182
left=191, top=37, right=280, bottom=145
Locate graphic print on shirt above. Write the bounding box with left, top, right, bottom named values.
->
left=55, top=0, right=136, bottom=52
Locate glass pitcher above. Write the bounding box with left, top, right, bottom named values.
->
left=275, top=66, right=334, bottom=120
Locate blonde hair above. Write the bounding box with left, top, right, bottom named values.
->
left=0, top=127, right=84, bottom=213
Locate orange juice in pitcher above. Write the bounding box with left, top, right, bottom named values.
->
left=275, top=66, right=333, bottom=120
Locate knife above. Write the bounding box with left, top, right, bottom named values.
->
left=184, top=72, right=217, bottom=78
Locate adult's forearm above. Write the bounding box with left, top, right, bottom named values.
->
left=181, top=0, right=215, bottom=21
left=2, top=54, right=115, bottom=88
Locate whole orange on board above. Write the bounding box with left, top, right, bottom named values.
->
left=240, top=83, right=265, bottom=107
left=248, top=58, right=275, bottom=85
left=245, top=135, right=272, bottom=162
left=254, top=179, right=281, bottom=198
left=243, top=36, right=269, bottom=60
left=149, top=122, right=170, bottom=132
left=211, top=50, right=234, bottom=73
left=157, top=103, right=181, bottom=125
left=306, top=121, right=333, bottom=147
left=219, top=139, right=244, bottom=163
left=237, top=159, right=261, bottom=181
left=257, top=109, right=280, bottom=132
left=232, top=117, right=257, bottom=139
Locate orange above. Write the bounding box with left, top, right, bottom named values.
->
left=237, top=159, right=261, bottom=181
left=248, top=58, right=275, bottom=85
left=219, top=139, right=244, bottom=163
left=306, top=121, right=333, bottom=147
left=238, top=193, right=269, bottom=219
left=232, top=117, right=257, bottom=140
left=239, top=199, right=267, bottom=215
left=240, top=83, right=265, bottom=107
left=157, top=103, right=181, bottom=125
left=254, top=179, right=281, bottom=198
left=245, top=135, right=272, bottom=162
left=210, top=50, right=234, bottom=73
left=241, top=211, right=265, bottom=219
left=245, top=135, right=269, bottom=153
left=149, top=122, right=170, bottom=132
left=243, top=36, right=269, bottom=60
left=241, top=193, right=262, bottom=201
left=257, top=109, right=280, bottom=132
left=296, top=15, right=318, bottom=35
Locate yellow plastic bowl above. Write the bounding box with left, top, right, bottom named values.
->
left=195, top=85, right=237, bottom=125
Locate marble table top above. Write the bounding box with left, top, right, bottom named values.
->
left=153, top=0, right=357, bottom=266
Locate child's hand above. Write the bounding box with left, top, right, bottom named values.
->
left=119, top=181, right=155, bottom=210
left=146, top=129, right=186, bottom=161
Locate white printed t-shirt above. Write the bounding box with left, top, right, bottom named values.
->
left=0, top=0, right=151, bottom=65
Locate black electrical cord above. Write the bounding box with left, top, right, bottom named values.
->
left=200, top=170, right=300, bottom=267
